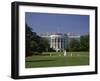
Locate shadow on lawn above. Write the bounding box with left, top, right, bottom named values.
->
left=26, top=59, right=56, bottom=62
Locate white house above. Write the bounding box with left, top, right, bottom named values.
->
left=40, top=33, right=80, bottom=52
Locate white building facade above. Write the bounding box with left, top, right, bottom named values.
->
left=50, top=34, right=68, bottom=52
left=41, top=33, right=80, bottom=52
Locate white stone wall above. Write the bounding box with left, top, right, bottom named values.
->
left=50, top=34, right=68, bottom=52
left=41, top=34, right=80, bottom=52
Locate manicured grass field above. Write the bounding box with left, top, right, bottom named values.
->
left=25, top=52, right=89, bottom=68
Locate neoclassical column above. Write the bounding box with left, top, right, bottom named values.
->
left=54, top=38, right=56, bottom=49
left=61, top=39, right=62, bottom=49
left=59, top=38, right=61, bottom=49
left=50, top=38, right=52, bottom=48
left=52, top=38, right=53, bottom=48
left=58, top=38, right=59, bottom=49
left=56, top=38, right=58, bottom=49
left=52, top=39, right=55, bottom=48
left=63, top=39, right=65, bottom=50
left=54, top=38, right=56, bottom=48
left=62, top=39, right=64, bottom=50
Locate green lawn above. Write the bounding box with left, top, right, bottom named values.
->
left=25, top=52, right=89, bottom=68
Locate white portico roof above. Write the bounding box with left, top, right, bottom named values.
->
left=50, top=34, right=64, bottom=39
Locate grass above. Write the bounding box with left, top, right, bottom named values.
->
left=25, top=52, right=89, bottom=68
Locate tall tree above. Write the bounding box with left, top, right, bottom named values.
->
left=80, top=35, right=89, bottom=51
left=69, top=39, right=80, bottom=51
left=26, top=24, right=37, bottom=56
left=26, top=24, right=50, bottom=57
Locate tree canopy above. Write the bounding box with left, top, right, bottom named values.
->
left=80, top=35, right=89, bottom=51
left=68, top=35, right=89, bottom=52
left=26, top=24, right=50, bottom=57
left=69, top=39, right=80, bottom=51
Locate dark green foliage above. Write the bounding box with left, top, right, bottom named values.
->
left=68, top=35, right=89, bottom=52
left=80, top=35, right=89, bottom=51
left=38, top=38, right=50, bottom=52
left=69, top=39, right=80, bottom=51
left=26, top=24, right=50, bottom=57
left=48, top=48, right=56, bottom=52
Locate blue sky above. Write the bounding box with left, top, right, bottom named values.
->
left=25, top=12, right=89, bottom=36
